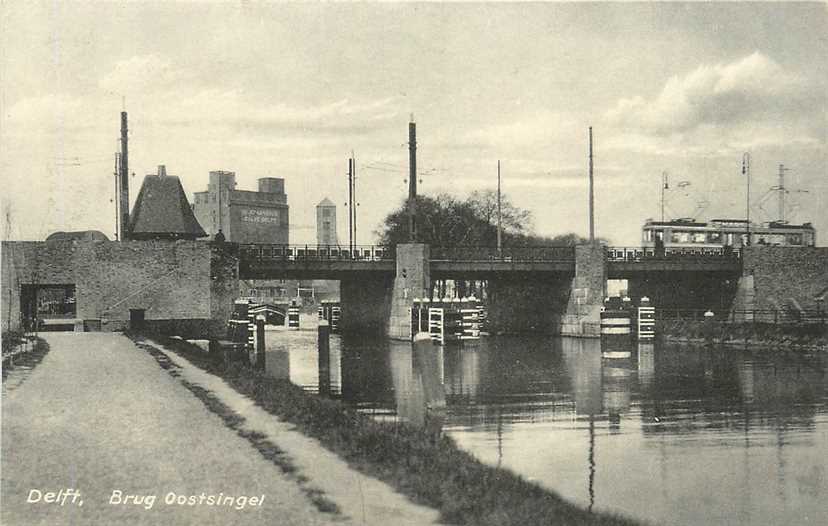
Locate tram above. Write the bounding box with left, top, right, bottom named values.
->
left=642, top=218, right=816, bottom=250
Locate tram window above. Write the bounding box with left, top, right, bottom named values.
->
left=787, top=234, right=802, bottom=245
left=671, top=231, right=690, bottom=243
left=708, top=232, right=722, bottom=243
left=692, top=232, right=706, bottom=243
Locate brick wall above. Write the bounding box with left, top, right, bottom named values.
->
left=2, top=240, right=218, bottom=332
left=742, top=246, right=828, bottom=311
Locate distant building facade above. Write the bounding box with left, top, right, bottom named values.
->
left=192, top=171, right=289, bottom=244
left=316, top=197, right=338, bottom=245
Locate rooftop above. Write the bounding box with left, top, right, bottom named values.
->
left=129, top=166, right=207, bottom=240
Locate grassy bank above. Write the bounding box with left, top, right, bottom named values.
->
left=2, top=334, right=50, bottom=383
left=660, top=319, right=827, bottom=350
left=135, top=333, right=638, bottom=526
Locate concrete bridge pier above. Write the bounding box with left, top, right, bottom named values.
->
left=560, top=244, right=607, bottom=337
left=388, top=244, right=431, bottom=340
left=339, top=275, right=393, bottom=334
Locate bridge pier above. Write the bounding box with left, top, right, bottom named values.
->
left=560, top=244, right=607, bottom=337
left=388, top=244, right=431, bottom=340
left=339, top=275, right=393, bottom=334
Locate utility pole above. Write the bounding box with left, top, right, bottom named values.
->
left=352, top=152, right=357, bottom=248
left=588, top=127, right=595, bottom=243
left=113, top=153, right=120, bottom=240
left=661, top=171, right=669, bottom=222
left=348, top=158, right=354, bottom=253
left=777, top=163, right=789, bottom=223
left=743, top=153, right=751, bottom=246
left=408, top=118, right=417, bottom=243
left=119, top=112, right=130, bottom=240
left=497, top=160, right=502, bottom=254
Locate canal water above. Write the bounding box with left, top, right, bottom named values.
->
left=264, top=328, right=827, bottom=526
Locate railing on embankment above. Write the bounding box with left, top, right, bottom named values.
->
left=660, top=308, right=827, bottom=325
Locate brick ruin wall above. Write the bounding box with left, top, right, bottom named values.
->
left=2, top=240, right=237, bottom=335
left=742, top=246, right=828, bottom=312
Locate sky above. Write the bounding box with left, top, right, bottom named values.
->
left=2, top=2, right=826, bottom=245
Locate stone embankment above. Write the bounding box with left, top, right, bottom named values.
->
left=660, top=320, right=827, bottom=351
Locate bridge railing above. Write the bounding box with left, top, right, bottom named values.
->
left=606, top=246, right=742, bottom=262
left=429, top=246, right=576, bottom=262
left=240, top=244, right=395, bottom=262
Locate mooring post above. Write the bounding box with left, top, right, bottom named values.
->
left=255, top=315, right=266, bottom=371
left=318, top=320, right=331, bottom=395
left=703, top=310, right=715, bottom=344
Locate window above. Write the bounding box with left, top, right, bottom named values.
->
left=671, top=231, right=690, bottom=243
left=693, top=232, right=706, bottom=243
left=323, top=209, right=332, bottom=218
left=708, top=232, right=722, bottom=243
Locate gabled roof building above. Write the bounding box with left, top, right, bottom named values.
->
left=128, top=165, right=207, bottom=240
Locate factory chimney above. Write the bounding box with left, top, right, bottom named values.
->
left=119, top=112, right=130, bottom=240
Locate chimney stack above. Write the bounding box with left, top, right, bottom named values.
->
left=158, top=165, right=166, bottom=177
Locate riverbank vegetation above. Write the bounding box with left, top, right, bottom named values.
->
left=138, top=333, right=638, bottom=526
left=2, top=332, right=50, bottom=382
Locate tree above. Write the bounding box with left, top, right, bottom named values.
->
left=376, top=192, right=535, bottom=247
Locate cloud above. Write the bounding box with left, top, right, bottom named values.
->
left=606, top=52, right=818, bottom=136
left=5, top=54, right=403, bottom=143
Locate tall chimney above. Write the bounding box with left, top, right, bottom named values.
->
left=408, top=118, right=417, bottom=242
left=119, top=112, right=130, bottom=240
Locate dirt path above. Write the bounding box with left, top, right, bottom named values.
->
left=146, top=338, right=441, bottom=526
left=1, top=333, right=339, bottom=526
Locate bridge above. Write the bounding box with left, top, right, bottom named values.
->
left=237, top=243, right=742, bottom=280
left=4, top=237, right=823, bottom=341
left=234, top=242, right=744, bottom=339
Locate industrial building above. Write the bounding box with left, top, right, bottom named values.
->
left=192, top=171, right=289, bottom=244
left=316, top=197, right=338, bottom=245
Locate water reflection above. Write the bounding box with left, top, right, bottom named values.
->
left=265, top=330, right=827, bottom=526
left=389, top=341, right=446, bottom=428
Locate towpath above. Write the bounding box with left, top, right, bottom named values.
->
left=1, top=333, right=439, bottom=526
